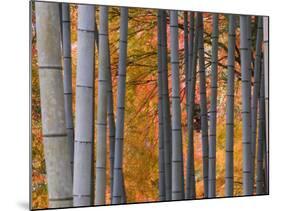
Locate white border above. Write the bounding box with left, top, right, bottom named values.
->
left=0, top=0, right=279, bottom=211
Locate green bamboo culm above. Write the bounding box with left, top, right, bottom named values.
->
left=35, top=2, right=73, bottom=208
left=112, top=7, right=129, bottom=205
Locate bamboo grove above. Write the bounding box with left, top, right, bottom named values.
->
left=31, top=2, right=269, bottom=209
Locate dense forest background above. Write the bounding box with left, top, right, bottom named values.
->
left=32, top=4, right=263, bottom=209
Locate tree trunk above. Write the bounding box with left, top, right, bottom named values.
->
left=198, top=13, right=209, bottom=198
left=61, top=3, right=74, bottom=174
left=95, top=6, right=109, bottom=205
left=251, top=17, right=263, bottom=189
left=263, top=16, right=269, bottom=194
left=256, top=57, right=265, bottom=195
left=170, top=10, right=185, bottom=200
left=35, top=2, right=73, bottom=208
left=112, top=7, right=129, bottom=205
left=208, top=14, right=219, bottom=198
left=73, top=5, right=95, bottom=206
left=157, top=10, right=166, bottom=201
left=186, top=12, right=199, bottom=199
left=225, top=15, right=236, bottom=197
left=161, top=10, right=172, bottom=200
left=240, top=15, right=253, bottom=196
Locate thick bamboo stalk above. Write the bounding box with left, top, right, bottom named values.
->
left=251, top=17, right=263, bottom=188
left=95, top=6, right=109, bottom=205
left=240, top=15, right=253, bottom=196
left=186, top=12, right=199, bottom=200
left=170, top=10, right=185, bottom=200
left=208, top=14, right=219, bottom=198
left=263, top=16, right=269, bottom=194
left=160, top=10, right=172, bottom=200
left=157, top=10, right=166, bottom=201
left=61, top=3, right=74, bottom=174
left=112, top=7, right=129, bottom=205
left=35, top=2, right=73, bottom=208
left=198, top=13, right=209, bottom=198
left=256, top=58, right=265, bottom=195
left=225, top=15, right=236, bottom=197
left=73, top=5, right=95, bottom=206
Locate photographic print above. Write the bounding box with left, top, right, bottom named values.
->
left=30, top=0, right=269, bottom=209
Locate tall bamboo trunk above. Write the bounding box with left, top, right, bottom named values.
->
left=157, top=10, right=166, bottom=201
left=112, top=7, right=129, bottom=205
left=256, top=57, right=265, bottom=195
left=246, top=16, right=254, bottom=192
left=183, top=11, right=189, bottom=120
left=160, top=10, right=172, bottom=200
left=35, top=2, right=73, bottom=208
left=107, top=35, right=116, bottom=203
left=240, top=15, right=253, bottom=196
left=61, top=3, right=74, bottom=174
left=186, top=12, right=199, bottom=199
left=184, top=12, right=190, bottom=199
left=170, top=10, right=185, bottom=200
left=183, top=11, right=189, bottom=200
left=262, top=16, right=269, bottom=194
left=73, top=5, right=95, bottom=206
left=251, top=17, right=263, bottom=189
left=94, top=6, right=109, bottom=205
left=198, top=13, right=209, bottom=198
left=225, top=15, right=236, bottom=197
left=185, top=11, right=195, bottom=199
left=208, top=14, right=219, bottom=198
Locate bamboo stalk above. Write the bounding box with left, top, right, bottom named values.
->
left=208, top=13, right=219, bottom=198
left=186, top=12, right=199, bottom=200
left=157, top=10, right=166, bottom=201
left=225, top=15, right=236, bottom=197
left=73, top=5, right=95, bottom=206
left=198, top=13, right=209, bottom=198
left=112, top=7, right=129, bottom=205
left=161, top=10, right=172, bottom=200
left=240, top=15, right=253, bottom=196
left=95, top=6, right=109, bottom=205
left=61, top=3, right=75, bottom=175
left=170, top=10, right=185, bottom=200
left=35, top=2, right=73, bottom=208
